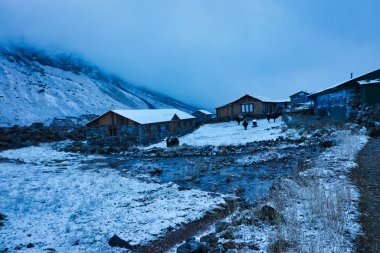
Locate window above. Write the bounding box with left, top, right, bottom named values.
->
left=184, top=121, right=188, bottom=128
left=241, top=103, right=254, bottom=113
left=160, top=124, right=166, bottom=133
left=108, top=126, right=117, bottom=136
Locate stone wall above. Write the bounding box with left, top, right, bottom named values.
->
left=86, top=120, right=196, bottom=148
left=87, top=125, right=138, bottom=149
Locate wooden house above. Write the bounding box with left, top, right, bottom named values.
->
left=85, top=109, right=195, bottom=147
left=191, top=110, right=213, bottom=124
left=215, top=94, right=288, bottom=121
left=309, top=69, right=380, bottom=120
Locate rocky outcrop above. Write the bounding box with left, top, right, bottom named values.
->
left=108, top=235, right=133, bottom=249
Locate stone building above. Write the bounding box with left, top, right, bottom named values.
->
left=192, top=110, right=213, bottom=125
left=85, top=109, right=195, bottom=147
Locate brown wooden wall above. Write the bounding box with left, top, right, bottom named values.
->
left=217, top=96, right=264, bottom=120
left=87, top=111, right=137, bottom=127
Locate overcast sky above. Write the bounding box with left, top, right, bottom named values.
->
left=0, top=0, right=379, bottom=109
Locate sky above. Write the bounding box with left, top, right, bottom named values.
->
left=0, top=0, right=379, bottom=109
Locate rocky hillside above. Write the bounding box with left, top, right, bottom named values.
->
left=0, top=46, right=196, bottom=126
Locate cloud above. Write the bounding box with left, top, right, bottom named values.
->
left=0, top=0, right=379, bottom=109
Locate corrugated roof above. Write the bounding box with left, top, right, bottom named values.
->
left=309, top=69, right=380, bottom=97
left=111, top=109, right=195, bottom=124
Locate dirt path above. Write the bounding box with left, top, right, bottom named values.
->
left=351, top=137, right=380, bottom=253
left=136, top=200, right=237, bottom=253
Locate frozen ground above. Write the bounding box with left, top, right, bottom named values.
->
left=148, top=117, right=292, bottom=148
left=0, top=145, right=227, bottom=252
left=229, top=130, right=368, bottom=252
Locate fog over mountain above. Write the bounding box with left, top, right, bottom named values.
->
left=0, top=0, right=379, bottom=109
left=0, top=46, right=196, bottom=126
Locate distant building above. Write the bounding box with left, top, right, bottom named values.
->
left=290, top=91, right=310, bottom=107
left=85, top=109, right=195, bottom=147
left=215, top=94, right=289, bottom=121
left=309, top=69, right=380, bottom=120
left=191, top=110, right=213, bottom=124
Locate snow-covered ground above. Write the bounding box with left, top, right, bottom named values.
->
left=148, top=118, right=291, bottom=148
left=229, top=130, right=368, bottom=252
left=0, top=144, right=227, bottom=252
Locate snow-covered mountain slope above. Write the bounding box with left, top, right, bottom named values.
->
left=0, top=46, right=196, bottom=126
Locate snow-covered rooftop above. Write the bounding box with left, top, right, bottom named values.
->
left=195, top=109, right=213, bottom=115
left=309, top=69, right=380, bottom=97
left=112, top=109, right=195, bottom=124
left=358, top=79, right=380, bottom=85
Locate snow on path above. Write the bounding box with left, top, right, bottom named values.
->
left=148, top=117, right=288, bottom=148
left=0, top=145, right=226, bottom=252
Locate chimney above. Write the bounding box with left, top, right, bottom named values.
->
left=350, top=73, right=353, bottom=79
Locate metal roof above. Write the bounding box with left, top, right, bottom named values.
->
left=309, top=69, right=380, bottom=98
left=87, top=109, right=195, bottom=125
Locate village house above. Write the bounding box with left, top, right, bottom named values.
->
left=309, top=69, right=380, bottom=120
left=191, top=110, right=213, bottom=125
left=215, top=94, right=289, bottom=121
left=290, top=91, right=310, bottom=107
left=85, top=109, right=195, bottom=147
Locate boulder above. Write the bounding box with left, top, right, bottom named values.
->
left=255, top=205, right=285, bottom=224
left=26, top=243, right=34, bottom=248
left=177, top=237, right=206, bottom=253
left=268, top=239, right=292, bottom=253
left=200, top=233, right=218, bottom=248
left=108, top=235, right=133, bottom=249
left=215, top=221, right=230, bottom=233
left=0, top=213, right=6, bottom=226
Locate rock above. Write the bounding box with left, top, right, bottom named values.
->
left=268, top=239, right=292, bottom=253
left=255, top=205, right=285, bottom=224
left=298, top=128, right=305, bottom=136
left=177, top=237, right=206, bottom=253
left=219, top=229, right=234, bottom=240
left=108, top=235, right=133, bottom=249
left=369, top=127, right=380, bottom=137
left=215, top=221, right=230, bottom=233
left=30, top=122, right=44, bottom=129
left=26, top=243, right=34, bottom=248
left=312, top=129, right=323, bottom=137
left=200, top=233, right=218, bottom=248
left=0, top=213, right=6, bottom=226
left=320, top=139, right=333, bottom=148
left=222, top=240, right=236, bottom=249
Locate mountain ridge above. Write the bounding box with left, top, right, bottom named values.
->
left=0, top=46, right=197, bottom=126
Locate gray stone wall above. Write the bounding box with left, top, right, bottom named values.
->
left=87, top=125, right=138, bottom=149
left=192, top=112, right=212, bottom=124
left=86, top=120, right=196, bottom=148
